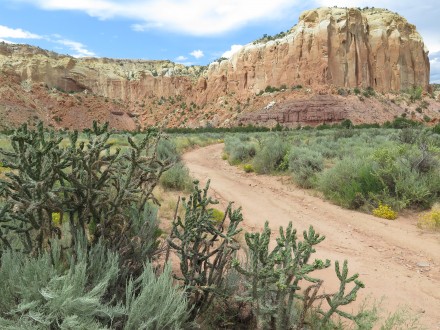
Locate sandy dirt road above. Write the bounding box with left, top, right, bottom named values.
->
left=183, top=143, right=440, bottom=328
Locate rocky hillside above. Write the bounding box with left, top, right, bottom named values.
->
left=0, top=7, right=438, bottom=130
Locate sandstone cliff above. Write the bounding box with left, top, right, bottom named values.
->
left=210, top=7, right=429, bottom=95
left=0, top=7, right=435, bottom=130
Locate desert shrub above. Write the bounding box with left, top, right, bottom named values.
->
left=340, top=119, right=354, bottom=129
left=433, top=123, right=440, bottom=135
left=124, top=263, right=190, bottom=329
left=384, top=117, right=420, bottom=129
left=0, top=238, right=121, bottom=328
left=371, top=145, right=439, bottom=209
left=224, top=136, right=257, bottom=165
left=228, top=142, right=257, bottom=165
left=318, top=158, right=383, bottom=209
left=0, top=238, right=189, bottom=329
left=157, top=138, right=180, bottom=163
left=160, top=162, right=192, bottom=191
left=396, top=128, right=419, bottom=144
left=392, top=168, right=433, bottom=209
left=409, top=86, right=423, bottom=102
left=209, top=208, right=225, bottom=224
left=418, top=207, right=440, bottom=230
left=372, top=203, right=398, bottom=220
left=243, top=163, right=254, bottom=173
left=252, top=136, right=288, bottom=173
left=288, top=147, right=324, bottom=188
left=313, top=141, right=340, bottom=158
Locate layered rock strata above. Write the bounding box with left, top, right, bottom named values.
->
left=0, top=7, right=432, bottom=129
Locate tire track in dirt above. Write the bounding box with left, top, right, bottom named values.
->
left=183, top=143, right=440, bottom=328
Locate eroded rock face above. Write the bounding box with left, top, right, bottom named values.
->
left=0, top=7, right=432, bottom=129
left=210, top=7, right=430, bottom=95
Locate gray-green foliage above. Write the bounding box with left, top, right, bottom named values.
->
left=288, top=147, right=324, bottom=188
left=234, top=222, right=365, bottom=329
left=224, top=136, right=257, bottom=165
left=252, top=136, right=288, bottom=173
left=166, top=180, right=243, bottom=320
left=124, top=264, right=189, bottom=330
left=159, top=162, right=192, bottom=191
left=0, top=238, right=189, bottom=329
left=0, top=239, right=121, bottom=329
left=0, top=122, right=173, bottom=254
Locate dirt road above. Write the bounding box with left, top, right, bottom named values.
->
left=183, top=143, right=440, bottom=328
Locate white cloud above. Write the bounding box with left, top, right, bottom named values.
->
left=54, top=39, right=95, bottom=57
left=131, top=22, right=163, bottom=32
left=0, top=25, right=41, bottom=40
left=175, top=55, right=188, bottom=61
left=190, top=50, right=204, bottom=59
left=14, top=0, right=299, bottom=35
left=221, top=44, right=243, bottom=58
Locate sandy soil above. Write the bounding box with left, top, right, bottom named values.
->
left=183, top=143, right=440, bottom=329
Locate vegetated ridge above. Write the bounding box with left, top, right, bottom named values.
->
left=0, top=6, right=438, bottom=130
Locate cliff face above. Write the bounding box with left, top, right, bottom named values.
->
left=0, top=7, right=433, bottom=129
left=208, top=7, right=430, bottom=95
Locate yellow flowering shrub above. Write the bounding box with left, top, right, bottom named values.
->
left=372, top=203, right=398, bottom=220
left=210, top=208, right=225, bottom=224
left=418, top=208, right=440, bottom=230
left=243, top=164, right=254, bottom=173
left=52, top=212, right=61, bottom=226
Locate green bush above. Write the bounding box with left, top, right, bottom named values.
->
left=318, top=158, right=383, bottom=209
left=0, top=122, right=174, bottom=255
left=252, top=136, right=288, bottom=173
left=224, top=138, right=256, bottom=165
left=0, top=239, right=190, bottom=329
left=160, top=162, right=193, bottom=191
left=288, top=147, right=324, bottom=188
left=409, top=86, right=423, bottom=102
left=157, top=138, right=180, bottom=163
left=243, top=163, right=254, bottom=173
left=124, top=263, right=190, bottom=329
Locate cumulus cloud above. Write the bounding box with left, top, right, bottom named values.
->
left=0, top=23, right=95, bottom=57
left=54, top=39, right=95, bottom=57
left=190, top=50, right=204, bottom=59
left=221, top=44, right=243, bottom=59
left=0, top=25, right=41, bottom=40
left=13, top=0, right=299, bottom=35
left=175, top=55, right=188, bottom=61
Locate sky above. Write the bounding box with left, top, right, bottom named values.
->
left=1, top=0, right=440, bottom=82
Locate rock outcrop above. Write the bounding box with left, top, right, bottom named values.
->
left=210, top=7, right=430, bottom=95
left=0, top=7, right=433, bottom=129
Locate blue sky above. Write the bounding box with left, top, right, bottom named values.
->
left=1, top=0, right=440, bottom=82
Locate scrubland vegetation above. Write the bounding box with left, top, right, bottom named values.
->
left=0, top=122, right=432, bottom=329
left=224, top=124, right=440, bottom=219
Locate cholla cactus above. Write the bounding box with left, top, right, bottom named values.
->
left=166, top=180, right=243, bottom=320
left=0, top=121, right=173, bottom=258
left=234, top=222, right=364, bottom=329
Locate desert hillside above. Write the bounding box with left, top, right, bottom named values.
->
left=0, top=7, right=439, bottom=130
